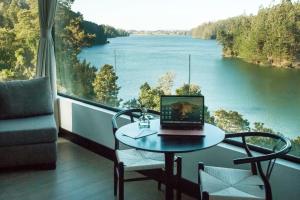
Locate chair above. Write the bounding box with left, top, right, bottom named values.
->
left=0, top=77, right=57, bottom=169
left=198, top=132, right=291, bottom=200
left=112, top=108, right=182, bottom=200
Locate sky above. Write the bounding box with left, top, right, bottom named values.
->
left=72, top=0, right=281, bottom=31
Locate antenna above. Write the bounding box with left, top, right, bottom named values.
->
left=188, top=54, right=191, bottom=94
left=114, top=49, right=117, bottom=73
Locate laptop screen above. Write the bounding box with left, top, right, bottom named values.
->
left=160, top=95, right=204, bottom=126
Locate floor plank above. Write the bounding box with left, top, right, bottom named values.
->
left=0, top=138, right=196, bottom=200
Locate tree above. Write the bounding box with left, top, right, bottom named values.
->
left=138, top=82, right=164, bottom=111
left=55, top=1, right=98, bottom=99
left=0, top=0, right=38, bottom=81
left=122, top=98, right=140, bottom=109
left=103, top=24, right=129, bottom=38
left=82, top=20, right=107, bottom=45
left=291, top=137, right=300, bottom=157
left=252, top=122, right=274, bottom=133
left=193, top=0, right=300, bottom=68
left=157, top=72, right=175, bottom=95
left=214, top=109, right=250, bottom=133
left=246, top=122, right=280, bottom=149
left=93, top=64, right=121, bottom=107
left=133, top=72, right=175, bottom=110
left=175, top=83, right=214, bottom=123
left=62, top=16, right=95, bottom=55
left=71, top=59, right=97, bottom=99
left=175, top=83, right=202, bottom=95
left=0, top=28, right=16, bottom=71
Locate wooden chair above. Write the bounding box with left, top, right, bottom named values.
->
left=198, top=132, right=291, bottom=200
left=112, top=108, right=182, bottom=200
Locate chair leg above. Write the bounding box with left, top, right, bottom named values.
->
left=176, top=156, right=182, bottom=200
left=158, top=181, right=162, bottom=191
left=114, top=161, right=117, bottom=196
left=118, top=162, right=124, bottom=200
left=203, top=192, right=209, bottom=200
left=198, top=162, right=204, bottom=200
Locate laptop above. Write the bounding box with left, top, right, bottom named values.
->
left=160, top=95, right=205, bottom=132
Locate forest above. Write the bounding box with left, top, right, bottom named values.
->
left=0, top=0, right=128, bottom=82
left=192, top=0, right=300, bottom=68
left=82, top=21, right=129, bottom=45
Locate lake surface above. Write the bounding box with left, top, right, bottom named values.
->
left=78, top=35, right=300, bottom=138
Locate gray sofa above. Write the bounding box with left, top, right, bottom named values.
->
left=0, top=77, right=57, bottom=169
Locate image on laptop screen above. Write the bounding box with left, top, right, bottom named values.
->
left=160, top=95, right=204, bottom=127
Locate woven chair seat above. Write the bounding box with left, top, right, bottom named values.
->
left=200, top=166, right=265, bottom=200
left=116, top=149, right=165, bottom=171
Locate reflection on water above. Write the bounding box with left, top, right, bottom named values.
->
left=79, top=35, right=300, bottom=138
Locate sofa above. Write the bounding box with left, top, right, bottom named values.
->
left=0, top=77, right=57, bottom=169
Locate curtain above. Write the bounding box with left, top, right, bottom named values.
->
left=36, top=0, right=58, bottom=100
left=36, top=0, right=59, bottom=126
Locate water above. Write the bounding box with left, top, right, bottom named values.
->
left=78, top=35, right=300, bottom=138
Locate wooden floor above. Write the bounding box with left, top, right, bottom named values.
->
left=0, top=138, right=196, bottom=200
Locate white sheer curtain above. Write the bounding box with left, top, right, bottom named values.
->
left=36, top=0, right=58, bottom=100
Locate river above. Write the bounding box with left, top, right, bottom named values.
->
left=78, top=35, right=300, bottom=138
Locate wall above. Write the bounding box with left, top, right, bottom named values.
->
left=59, top=97, right=300, bottom=200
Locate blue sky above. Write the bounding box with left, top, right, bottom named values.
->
left=72, top=0, right=280, bottom=30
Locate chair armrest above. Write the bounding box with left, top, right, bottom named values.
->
left=225, top=132, right=292, bottom=165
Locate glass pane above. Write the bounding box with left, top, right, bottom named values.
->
left=54, top=0, right=300, bottom=158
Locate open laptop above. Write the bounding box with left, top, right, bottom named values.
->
left=160, top=95, right=204, bottom=131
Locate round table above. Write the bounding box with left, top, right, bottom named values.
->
left=115, top=119, right=225, bottom=200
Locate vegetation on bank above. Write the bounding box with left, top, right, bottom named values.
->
left=129, top=30, right=190, bottom=36
left=82, top=21, right=129, bottom=45
left=192, top=0, right=300, bottom=68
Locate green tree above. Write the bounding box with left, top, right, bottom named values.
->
left=0, top=0, right=38, bottom=81
left=252, top=122, right=274, bottom=133
left=0, top=28, right=16, bottom=71
left=133, top=72, right=176, bottom=110
left=138, top=82, right=163, bottom=111
left=62, top=16, right=95, bottom=56
left=71, top=59, right=96, bottom=99
left=175, top=83, right=202, bottom=95
left=93, top=64, right=121, bottom=107
left=193, top=0, right=300, bottom=68
left=157, top=72, right=175, bottom=95
left=55, top=1, right=97, bottom=98
left=103, top=24, right=129, bottom=38
left=175, top=83, right=214, bottom=124
left=82, top=20, right=107, bottom=45
left=247, top=122, right=280, bottom=150
left=291, top=137, right=300, bottom=157
left=122, top=98, right=140, bottom=109
left=214, top=109, right=250, bottom=133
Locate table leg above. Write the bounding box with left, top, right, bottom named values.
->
left=165, top=152, right=174, bottom=200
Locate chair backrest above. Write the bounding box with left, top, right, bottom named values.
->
left=111, top=108, right=159, bottom=150
left=225, top=132, right=291, bottom=200
left=0, top=77, right=53, bottom=119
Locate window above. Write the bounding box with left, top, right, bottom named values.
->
left=54, top=0, right=300, bottom=159
left=0, top=0, right=39, bottom=81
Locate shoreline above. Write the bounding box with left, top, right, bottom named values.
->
left=223, top=53, right=300, bottom=69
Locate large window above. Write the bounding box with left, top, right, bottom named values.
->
left=54, top=0, right=300, bottom=159
left=0, top=0, right=39, bottom=81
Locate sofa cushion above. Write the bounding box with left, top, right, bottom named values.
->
left=0, top=114, right=57, bottom=146
left=0, top=77, right=53, bottom=119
